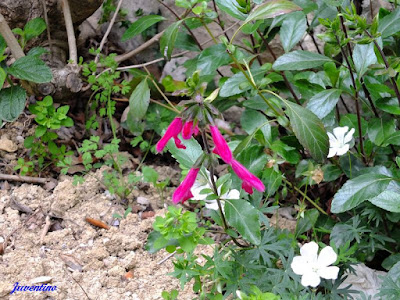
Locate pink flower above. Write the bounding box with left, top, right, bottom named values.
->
left=210, top=125, right=232, bottom=164
left=231, top=159, right=265, bottom=194
left=172, top=168, right=200, bottom=204
left=156, top=117, right=185, bottom=152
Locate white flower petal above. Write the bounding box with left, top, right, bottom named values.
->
left=333, top=126, right=349, bottom=143
left=343, top=128, right=355, bottom=144
left=317, top=246, right=337, bottom=267
left=291, top=256, right=310, bottom=275
left=205, top=200, right=221, bottom=211
left=223, top=189, right=240, bottom=200
left=335, top=144, right=350, bottom=156
left=318, top=266, right=339, bottom=280
left=327, top=147, right=338, bottom=158
left=301, top=271, right=321, bottom=287
left=300, top=242, right=319, bottom=262
left=327, top=132, right=338, bottom=144
left=191, top=182, right=209, bottom=200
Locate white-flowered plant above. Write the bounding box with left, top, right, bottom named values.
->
left=191, top=171, right=239, bottom=211
left=327, top=126, right=355, bottom=158
left=291, top=242, right=339, bottom=288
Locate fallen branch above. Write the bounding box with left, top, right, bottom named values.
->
left=0, top=173, right=49, bottom=184
left=39, top=215, right=52, bottom=245
left=60, top=0, right=77, bottom=63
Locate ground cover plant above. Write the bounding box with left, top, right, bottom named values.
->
left=1, top=0, right=400, bottom=299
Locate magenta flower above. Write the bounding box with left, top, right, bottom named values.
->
left=172, top=168, right=200, bottom=204
left=182, top=121, right=195, bottom=140
left=231, top=160, right=265, bottom=194
left=210, top=125, right=232, bottom=164
left=156, top=117, right=184, bottom=152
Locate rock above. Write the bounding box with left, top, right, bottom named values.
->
left=136, top=196, right=149, bottom=206
left=0, top=135, right=17, bottom=152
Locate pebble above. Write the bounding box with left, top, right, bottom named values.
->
left=31, top=276, right=53, bottom=285
left=136, top=196, right=149, bottom=206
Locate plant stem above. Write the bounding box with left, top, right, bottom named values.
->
left=61, top=0, right=78, bottom=63
left=283, top=178, right=328, bottom=216
left=0, top=13, right=24, bottom=59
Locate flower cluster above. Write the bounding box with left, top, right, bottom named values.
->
left=156, top=118, right=265, bottom=204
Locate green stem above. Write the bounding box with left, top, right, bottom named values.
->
left=283, top=178, right=328, bottom=216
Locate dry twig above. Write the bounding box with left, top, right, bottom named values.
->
left=39, top=215, right=52, bottom=244
left=60, top=0, right=77, bottom=63
left=0, top=173, right=49, bottom=184
left=0, top=13, right=24, bottom=59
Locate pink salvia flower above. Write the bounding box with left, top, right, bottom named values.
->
left=172, top=168, right=200, bottom=204
left=182, top=121, right=195, bottom=140
left=156, top=117, right=184, bottom=152
left=174, top=136, right=186, bottom=149
left=210, top=125, right=233, bottom=164
left=231, top=159, right=265, bottom=194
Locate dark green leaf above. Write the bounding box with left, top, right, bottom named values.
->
left=376, top=97, right=400, bottom=115
left=382, top=254, right=400, bottom=271
left=0, top=85, right=26, bottom=121
left=8, top=56, right=52, bottom=83
left=378, top=8, right=400, bottom=38
left=353, top=43, right=377, bottom=77
left=262, top=168, right=282, bottom=196
left=196, top=44, right=231, bottom=76
left=122, top=15, right=165, bottom=41
left=224, top=199, right=261, bottom=245
left=283, top=100, right=329, bottom=161
left=24, top=17, right=46, bottom=41
left=321, top=164, right=341, bottom=182
left=128, top=79, right=150, bottom=120
left=369, top=190, right=400, bottom=213
left=367, top=118, right=396, bottom=146
left=339, top=114, right=367, bottom=138
left=331, top=173, right=393, bottom=213
left=383, top=131, right=400, bottom=146
left=306, top=89, right=341, bottom=119
left=280, top=11, right=307, bottom=52
left=215, top=0, right=247, bottom=20
left=160, top=20, right=183, bottom=60
left=245, top=0, right=302, bottom=23
left=293, top=0, right=318, bottom=14
left=240, top=108, right=271, bottom=145
left=273, top=50, right=332, bottom=71
left=295, top=208, right=319, bottom=236
left=0, top=67, right=5, bottom=89
left=220, top=66, right=265, bottom=97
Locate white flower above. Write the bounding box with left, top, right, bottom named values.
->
left=191, top=172, right=239, bottom=211
left=291, top=242, right=339, bottom=287
left=327, top=126, right=355, bottom=158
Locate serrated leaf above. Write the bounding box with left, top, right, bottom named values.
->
left=331, top=174, right=393, bottom=213
left=280, top=11, right=307, bottom=52
left=160, top=20, right=183, bottom=60
left=283, top=100, right=329, bottom=161
left=0, top=85, right=26, bottom=121
left=378, top=8, right=400, bottom=38
left=245, top=0, right=302, bottom=24
left=273, top=50, right=332, bottom=71
left=224, top=199, right=261, bottom=245
left=24, top=17, right=46, bottom=41
left=306, top=89, right=341, bottom=119
left=122, top=15, right=165, bottom=41
left=8, top=56, right=52, bottom=83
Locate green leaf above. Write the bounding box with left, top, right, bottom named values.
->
left=339, top=114, right=367, bottom=138
left=369, top=191, right=400, bottom=213
left=367, top=118, right=396, bottom=146
left=295, top=208, right=319, bottom=236
left=122, top=15, right=165, bottom=41
left=196, top=44, right=231, bottom=76
left=331, top=173, right=393, bottom=213
left=262, top=168, right=282, bottom=196
left=245, top=0, right=302, bottom=24
left=240, top=108, right=271, bottom=145
left=294, top=0, right=318, bottom=14
left=378, top=8, right=400, bottom=38
left=0, top=67, right=5, bottom=89
left=220, top=67, right=265, bottom=97
left=280, top=11, right=307, bottom=52
left=167, top=137, right=203, bottom=169
left=0, top=85, right=26, bottom=121
left=215, top=0, right=247, bottom=20
left=306, top=89, right=341, bottom=119
left=8, top=56, right=52, bottom=83
left=383, top=131, right=400, bottom=146
left=236, top=145, right=268, bottom=177
left=160, top=20, right=183, bottom=60
left=142, top=166, right=159, bottom=184
left=128, top=80, right=150, bottom=120
left=24, top=17, right=46, bottom=41
left=353, top=43, right=377, bottom=77
left=224, top=199, right=261, bottom=245
left=377, top=261, right=400, bottom=299
left=324, top=62, right=340, bottom=87
left=273, top=50, right=332, bottom=71
left=283, top=100, right=329, bottom=161
left=376, top=97, right=400, bottom=115
left=382, top=254, right=400, bottom=271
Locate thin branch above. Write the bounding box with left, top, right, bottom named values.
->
left=40, top=0, right=53, bottom=56
left=60, top=0, right=78, bottom=63
left=0, top=173, right=49, bottom=184
left=0, top=13, right=25, bottom=59
left=94, top=0, right=124, bottom=64
left=306, top=19, right=322, bottom=54
left=39, top=215, right=52, bottom=245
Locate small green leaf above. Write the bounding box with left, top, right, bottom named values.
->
left=122, top=15, right=165, bottom=41
left=224, top=199, right=261, bottom=245
left=295, top=208, right=319, bottom=236
left=306, top=89, right=341, bottom=119
left=0, top=85, right=26, bottom=121
left=376, top=97, right=400, bottom=115
left=273, top=50, right=332, bottom=71
left=160, top=20, right=183, bottom=60
left=280, top=11, right=307, bottom=52
left=215, top=0, right=247, bottom=20
left=245, top=0, right=302, bottom=24
left=8, top=56, right=52, bottom=83
left=324, top=62, right=340, bottom=87
left=283, top=100, right=329, bottom=161
left=378, top=8, right=400, bottom=38
left=367, top=118, right=396, bottom=146
left=128, top=79, right=150, bottom=120
left=331, top=174, right=393, bottom=213
left=196, top=44, right=231, bottom=76
left=0, top=67, right=6, bottom=89
left=339, top=114, right=367, bottom=138
left=353, top=43, right=377, bottom=77
left=24, top=17, right=46, bottom=41
left=142, top=166, right=159, bottom=184
left=167, top=137, right=203, bottom=169
left=262, top=168, right=282, bottom=196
